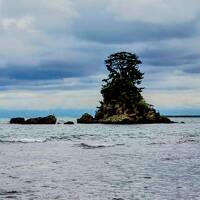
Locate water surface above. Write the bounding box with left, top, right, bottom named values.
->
left=0, top=118, right=200, bottom=199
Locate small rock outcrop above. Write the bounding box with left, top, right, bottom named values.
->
left=64, top=121, right=74, bottom=125
left=10, top=117, right=25, bottom=124
left=25, top=115, right=57, bottom=124
left=77, top=113, right=97, bottom=124
left=10, top=115, right=57, bottom=124
left=77, top=52, right=173, bottom=124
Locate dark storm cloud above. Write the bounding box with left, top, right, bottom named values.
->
left=68, top=7, right=200, bottom=77
left=0, top=77, right=101, bottom=91
left=1, top=62, right=83, bottom=80
left=184, top=66, right=200, bottom=74
left=141, top=49, right=200, bottom=67
left=0, top=59, right=103, bottom=82
left=71, top=9, right=199, bottom=44
left=0, top=58, right=104, bottom=90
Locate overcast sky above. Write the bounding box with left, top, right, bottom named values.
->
left=0, top=0, right=200, bottom=115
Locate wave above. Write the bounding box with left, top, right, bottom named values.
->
left=0, top=138, right=48, bottom=143
left=49, top=136, right=71, bottom=140
left=0, top=134, right=126, bottom=145
left=0, top=134, right=96, bottom=144
left=79, top=142, right=124, bottom=149
left=49, top=134, right=103, bottom=141
left=0, top=134, right=100, bottom=144
left=148, top=141, right=167, bottom=145
left=177, top=139, right=197, bottom=144
left=0, top=190, right=20, bottom=196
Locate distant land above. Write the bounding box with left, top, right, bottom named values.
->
left=167, top=115, right=200, bottom=118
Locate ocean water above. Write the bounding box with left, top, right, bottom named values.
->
left=0, top=118, right=200, bottom=200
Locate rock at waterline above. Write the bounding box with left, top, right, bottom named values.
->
left=10, top=118, right=25, bottom=124
left=77, top=113, right=172, bottom=124
left=10, top=115, right=57, bottom=124
left=64, top=121, right=74, bottom=125
left=77, top=113, right=97, bottom=124
left=25, top=115, right=57, bottom=124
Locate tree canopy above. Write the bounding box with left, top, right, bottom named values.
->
left=101, top=52, right=144, bottom=104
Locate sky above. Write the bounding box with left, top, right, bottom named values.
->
left=0, top=0, right=200, bottom=117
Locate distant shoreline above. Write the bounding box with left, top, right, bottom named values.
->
left=167, top=115, right=200, bottom=118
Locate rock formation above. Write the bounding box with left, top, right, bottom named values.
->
left=10, top=117, right=25, bottom=124
left=77, top=52, right=173, bottom=124
left=77, top=113, right=96, bottom=124
left=10, top=115, right=57, bottom=124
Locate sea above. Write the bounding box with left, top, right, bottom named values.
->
left=0, top=117, right=200, bottom=200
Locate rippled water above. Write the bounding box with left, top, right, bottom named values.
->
left=0, top=118, right=200, bottom=200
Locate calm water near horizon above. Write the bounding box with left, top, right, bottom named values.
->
left=0, top=117, right=200, bottom=200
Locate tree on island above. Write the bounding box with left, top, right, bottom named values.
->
left=101, top=52, right=144, bottom=109
left=77, top=52, right=172, bottom=124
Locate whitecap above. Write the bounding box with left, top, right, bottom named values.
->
left=0, top=138, right=48, bottom=143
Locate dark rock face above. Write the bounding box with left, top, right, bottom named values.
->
left=25, top=115, right=57, bottom=124
left=93, top=97, right=173, bottom=124
left=77, top=102, right=173, bottom=124
left=10, top=115, right=57, bottom=124
left=10, top=118, right=25, bottom=124
left=64, top=121, right=74, bottom=125
left=77, top=113, right=97, bottom=124
left=34, top=115, right=56, bottom=124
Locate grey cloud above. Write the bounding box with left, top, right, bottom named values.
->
left=184, top=66, right=200, bottom=74
left=70, top=8, right=199, bottom=44
left=141, top=48, right=200, bottom=67
left=0, top=60, right=100, bottom=81
left=0, top=0, right=200, bottom=92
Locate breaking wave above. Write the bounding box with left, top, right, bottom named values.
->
left=0, top=138, right=49, bottom=143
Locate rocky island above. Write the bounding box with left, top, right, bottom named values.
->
left=10, top=115, right=57, bottom=124
left=77, top=52, right=173, bottom=124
